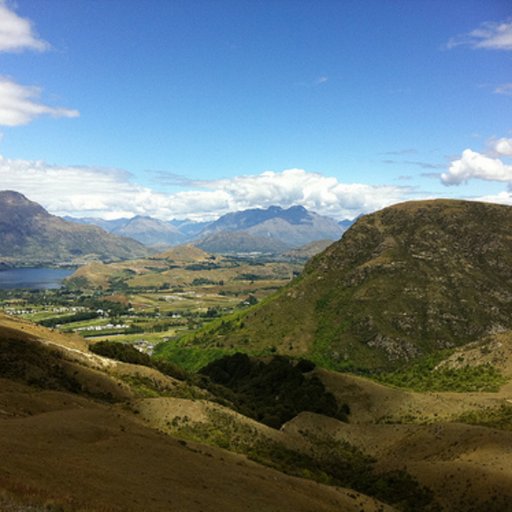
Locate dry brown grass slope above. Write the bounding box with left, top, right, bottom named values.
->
left=285, top=413, right=512, bottom=512
left=0, top=315, right=394, bottom=512
left=0, top=391, right=394, bottom=512
left=4, top=312, right=512, bottom=511
left=283, top=364, right=512, bottom=512
left=315, top=367, right=510, bottom=424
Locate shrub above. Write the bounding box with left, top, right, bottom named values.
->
left=90, top=340, right=187, bottom=381
left=90, top=341, right=151, bottom=366
left=375, top=353, right=506, bottom=392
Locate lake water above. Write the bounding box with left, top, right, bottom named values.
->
left=0, top=267, right=76, bottom=290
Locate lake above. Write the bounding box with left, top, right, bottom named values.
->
left=0, top=267, right=76, bottom=290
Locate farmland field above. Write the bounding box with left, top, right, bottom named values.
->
left=0, top=246, right=304, bottom=355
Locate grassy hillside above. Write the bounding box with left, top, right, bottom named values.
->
left=166, top=199, right=512, bottom=371
left=0, top=313, right=398, bottom=512
left=2, top=313, right=512, bottom=510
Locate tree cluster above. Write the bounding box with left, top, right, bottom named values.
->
left=199, top=353, right=349, bottom=428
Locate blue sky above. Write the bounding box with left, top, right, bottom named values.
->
left=0, top=0, right=511, bottom=220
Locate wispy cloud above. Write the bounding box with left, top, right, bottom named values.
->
left=0, top=155, right=411, bottom=221
left=495, top=83, right=512, bottom=95
left=146, top=170, right=201, bottom=188
left=297, top=76, right=329, bottom=88
left=382, top=159, right=445, bottom=170
left=446, top=19, right=512, bottom=51
left=314, top=75, right=329, bottom=86
left=0, top=0, right=49, bottom=52
left=0, top=78, right=79, bottom=126
left=406, top=161, right=445, bottom=170
left=381, top=149, right=418, bottom=156
left=421, top=172, right=442, bottom=179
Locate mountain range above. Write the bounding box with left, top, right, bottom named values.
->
left=0, top=190, right=355, bottom=265
left=110, top=215, right=186, bottom=248
left=0, top=191, right=149, bottom=266
left=195, top=230, right=290, bottom=254
left=69, top=205, right=349, bottom=253
left=65, top=215, right=187, bottom=248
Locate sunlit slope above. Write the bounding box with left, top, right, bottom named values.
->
left=283, top=362, right=512, bottom=511
left=4, top=312, right=512, bottom=511
left=0, top=315, right=394, bottom=512
left=185, top=199, right=512, bottom=370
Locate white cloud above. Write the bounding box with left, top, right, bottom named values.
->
left=441, top=149, right=512, bottom=185
left=0, top=155, right=171, bottom=218
left=0, top=155, right=410, bottom=221
left=495, top=83, right=512, bottom=95
left=0, top=0, right=48, bottom=52
left=0, top=5, right=77, bottom=127
left=473, top=190, right=512, bottom=206
left=447, top=19, right=512, bottom=51
left=195, top=169, right=408, bottom=219
left=0, top=78, right=79, bottom=126
left=492, top=138, right=512, bottom=156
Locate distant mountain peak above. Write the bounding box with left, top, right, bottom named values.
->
left=0, top=190, right=49, bottom=220
left=0, top=190, right=148, bottom=265
left=0, top=190, right=45, bottom=209
left=128, top=214, right=154, bottom=222
left=205, top=204, right=331, bottom=231
left=0, top=190, right=29, bottom=201
left=195, top=204, right=343, bottom=252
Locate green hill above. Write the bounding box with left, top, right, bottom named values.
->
left=170, top=199, right=512, bottom=371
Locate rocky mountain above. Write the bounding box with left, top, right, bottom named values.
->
left=183, top=199, right=512, bottom=370
left=0, top=191, right=149, bottom=265
left=196, top=205, right=344, bottom=251
left=339, top=215, right=360, bottom=230
left=202, top=205, right=306, bottom=232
